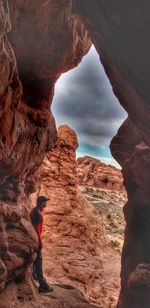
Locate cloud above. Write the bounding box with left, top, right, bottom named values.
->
left=52, top=46, right=127, bottom=162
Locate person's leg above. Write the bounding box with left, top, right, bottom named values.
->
left=33, top=248, right=44, bottom=283
left=32, top=262, right=38, bottom=281
left=33, top=248, right=53, bottom=292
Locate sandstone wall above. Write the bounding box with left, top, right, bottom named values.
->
left=0, top=0, right=91, bottom=295
left=35, top=125, right=120, bottom=307
left=77, top=156, right=124, bottom=191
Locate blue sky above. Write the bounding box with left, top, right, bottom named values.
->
left=52, top=46, right=127, bottom=167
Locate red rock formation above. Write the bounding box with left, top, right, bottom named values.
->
left=72, top=3, right=150, bottom=307
left=0, top=0, right=91, bottom=297
left=111, top=119, right=150, bottom=307
left=0, top=278, right=96, bottom=308
left=8, top=0, right=91, bottom=109
left=77, top=156, right=124, bottom=191
left=0, top=0, right=57, bottom=293
left=32, top=125, right=120, bottom=307
left=1, top=1, right=150, bottom=307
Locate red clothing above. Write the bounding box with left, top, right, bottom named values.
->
left=30, top=207, right=44, bottom=246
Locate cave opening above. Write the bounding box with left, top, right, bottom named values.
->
left=47, top=45, right=128, bottom=305
left=52, top=45, right=127, bottom=168
left=1, top=2, right=150, bottom=307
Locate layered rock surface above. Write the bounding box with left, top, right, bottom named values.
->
left=0, top=0, right=43, bottom=291
left=33, top=125, right=120, bottom=308
left=0, top=0, right=91, bottom=300
left=77, top=156, right=124, bottom=191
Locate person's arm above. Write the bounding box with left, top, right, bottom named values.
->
left=34, top=224, right=43, bottom=249
left=30, top=208, right=43, bottom=249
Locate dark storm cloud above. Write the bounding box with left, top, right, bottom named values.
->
left=52, top=46, right=127, bottom=151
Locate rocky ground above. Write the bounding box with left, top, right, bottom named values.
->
left=80, top=186, right=127, bottom=254
left=0, top=277, right=96, bottom=308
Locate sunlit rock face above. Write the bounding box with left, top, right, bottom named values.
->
left=34, top=125, right=120, bottom=307
left=74, top=2, right=150, bottom=307
left=0, top=0, right=91, bottom=294
left=77, top=156, right=124, bottom=191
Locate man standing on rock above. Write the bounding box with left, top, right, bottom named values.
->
left=30, top=195, right=53, bottom=293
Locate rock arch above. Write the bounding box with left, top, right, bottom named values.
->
left=0, top=1, right=150, bottom=307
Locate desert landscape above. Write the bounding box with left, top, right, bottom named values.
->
left=80, top=186, right=126, bottom=255
left=77, top=156, right=127, bottom=254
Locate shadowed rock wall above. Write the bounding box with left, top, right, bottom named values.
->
left=73, top=1, right=150, bottom=307
left=0, top=0, right=56, bottom=291
left=8, top=0, right=91, bottom=109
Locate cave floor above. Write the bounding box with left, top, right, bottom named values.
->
left=0, top=279, right=97, bottom=308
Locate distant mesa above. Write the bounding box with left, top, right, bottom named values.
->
left=77, top=156, right=125, bottom=192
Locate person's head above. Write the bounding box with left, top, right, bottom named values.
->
left=36, top=195, right=50, bottom=211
